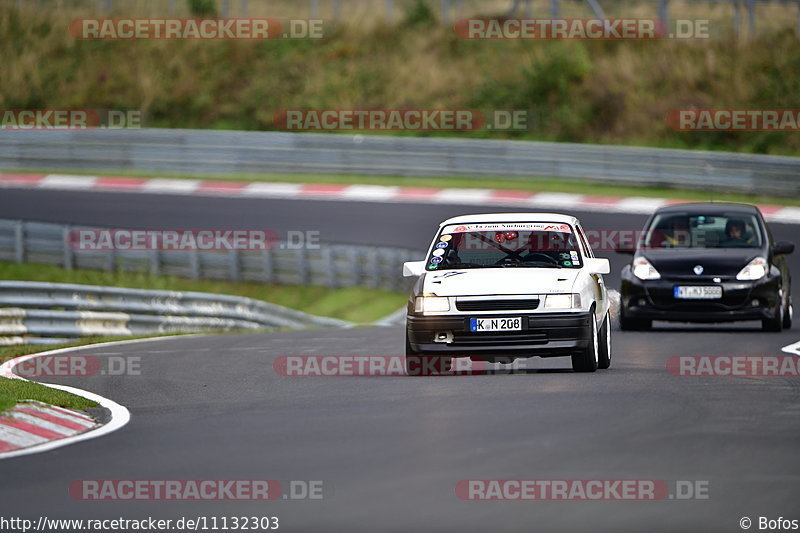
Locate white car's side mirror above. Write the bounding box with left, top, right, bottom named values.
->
left=403, top=260, right=427, bottom=278
left=585, top=258, right=611, bottom=275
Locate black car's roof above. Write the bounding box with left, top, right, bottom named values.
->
left=654, top=202, right=760, bottom=215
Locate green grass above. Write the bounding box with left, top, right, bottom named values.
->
left=0, top=334, right=190, bottom=364
left=0, top=261, right=407, bottom=324
left=3, top=6, right=800, bottom=155
left=0, top=377, right=99, bottom=412
left=0, top=334, right=184, bottom=413
left=13, top=167, right=800, bottom=208
left=0, top=395, right=15, bottom=413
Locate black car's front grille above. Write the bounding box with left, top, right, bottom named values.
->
left=455, top=299, right=540, bottom=312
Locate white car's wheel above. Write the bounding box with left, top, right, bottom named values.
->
left=572, top=311, right=599, bottom=373
left=597, top=315, right=611, bottom=370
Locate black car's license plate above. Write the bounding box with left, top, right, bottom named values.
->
left=674, top=286, right=722, bottom=300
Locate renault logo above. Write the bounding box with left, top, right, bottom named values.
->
left=693, top=265, right=704, bottom=275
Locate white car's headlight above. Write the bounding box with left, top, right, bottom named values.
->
left=414, top=296, right=450, bottom=313
left=632, top=257, right=661, bottom=280
left=736, top=257, right=768, bottom=281
left=544, top=294, right=581, bottom=309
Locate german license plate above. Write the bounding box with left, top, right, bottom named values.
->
left=469, top=317, right=522, bottom=332
left=674, top=286, right=722, bottom=300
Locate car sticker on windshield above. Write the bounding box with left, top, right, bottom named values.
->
left=439, top=234, right=452, bottom=242
left=436, top=242, right=448, bottom=249
left=563, top=260, right=572, bottom=267
left=570, top=251, right=579, bottom=261
left=432, top=249, right=445, bottom=257
left=430, top=256, right=443, bottom=264
left=442, top=223, right=572, bottom=234
left=428, top=263, right=439, bottom=269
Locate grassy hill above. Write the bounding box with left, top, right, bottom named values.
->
left=2, top=3, right=798, bottom=154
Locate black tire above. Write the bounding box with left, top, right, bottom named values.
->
left=619, top=314, right=652, bottom=331
left=405, top=332, right=452, bottom=375
left=619, top=306, right=652, bottom=331
left=783, top=299, right=792, bottom=330
left=572, top=311, right=599, bottom=373
left=762, top=303, right=783, bottom=332
left=597, top=315, right=612, bottom=370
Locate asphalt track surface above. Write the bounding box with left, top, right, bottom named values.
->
left=1, top=187, right=799, bottom=533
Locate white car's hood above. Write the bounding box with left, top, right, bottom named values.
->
left=422, top=268, right=580, bottom=296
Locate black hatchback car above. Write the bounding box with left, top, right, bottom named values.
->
left=618, top=203, right=794, bottom=331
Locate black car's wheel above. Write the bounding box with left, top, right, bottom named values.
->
left=619, top=307, right=652, bottom=331
left=782, top=296, right=793, bottom=330
left=572, top=311, right=599, bottom=373
left=597, top=315, right=612, bottom=370
left=405, top=332, right=452, bottom=375
left=762, top=303, right=783, bottom=332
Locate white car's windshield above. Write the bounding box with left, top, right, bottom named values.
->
left=427, top=222, right=582, bottom=271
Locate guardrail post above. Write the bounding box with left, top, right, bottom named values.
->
left=228, top=250, right=241, bottom=282
left=333, top=0, right=342, bottom=20
left=221, top=0, right=230, bottom=18
left=149, top=249, right=161, bottom=276
left=189, top=249, right=200, bottom=279
left=550, top=0, right=560, bottom=19
left=322, top=246, right=335, bottom=288
left=733, top=2, right=741, bottom=36
left=348, top=246, right=361, bottom=288
left=240, top=0, right=248, bottom=16
left=296, top=247, right=310, bottom=285
left=13, top=220, right=24, bottom=263
left=106, top=247, right=116, bottom=272
left=62, top=226, right=74, bottom=271
left=310, top=0, right=319, bottom=18
left=368, top=248, right=380, bottom=289
left=261, top=248, right=274, bottom=283
left=747, top=0, right=756, bottom=35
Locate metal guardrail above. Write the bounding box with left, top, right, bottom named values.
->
left=1, top=129, right=798, bottom=195
left=0, top=281, right=352, bottom=345
left=0, top=219, right=421, bottom=292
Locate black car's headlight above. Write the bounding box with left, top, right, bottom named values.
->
left=632, top=257, right=661, bottom=280
left=736, top=257, right=768, bottom=281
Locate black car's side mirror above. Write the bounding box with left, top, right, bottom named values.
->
left=773, top=241, right=795, bottom=255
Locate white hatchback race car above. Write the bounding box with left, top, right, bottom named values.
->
left=403, top=213, right=612, bottom=374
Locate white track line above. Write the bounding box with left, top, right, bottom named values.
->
left=782, top=341, right=800, bottom=357
left=0, top=335, right=204, bottom=459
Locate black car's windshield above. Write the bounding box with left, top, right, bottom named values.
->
left=643, top=212, right=763, bottom=249
left=426, top=222, right=582, bottom=271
